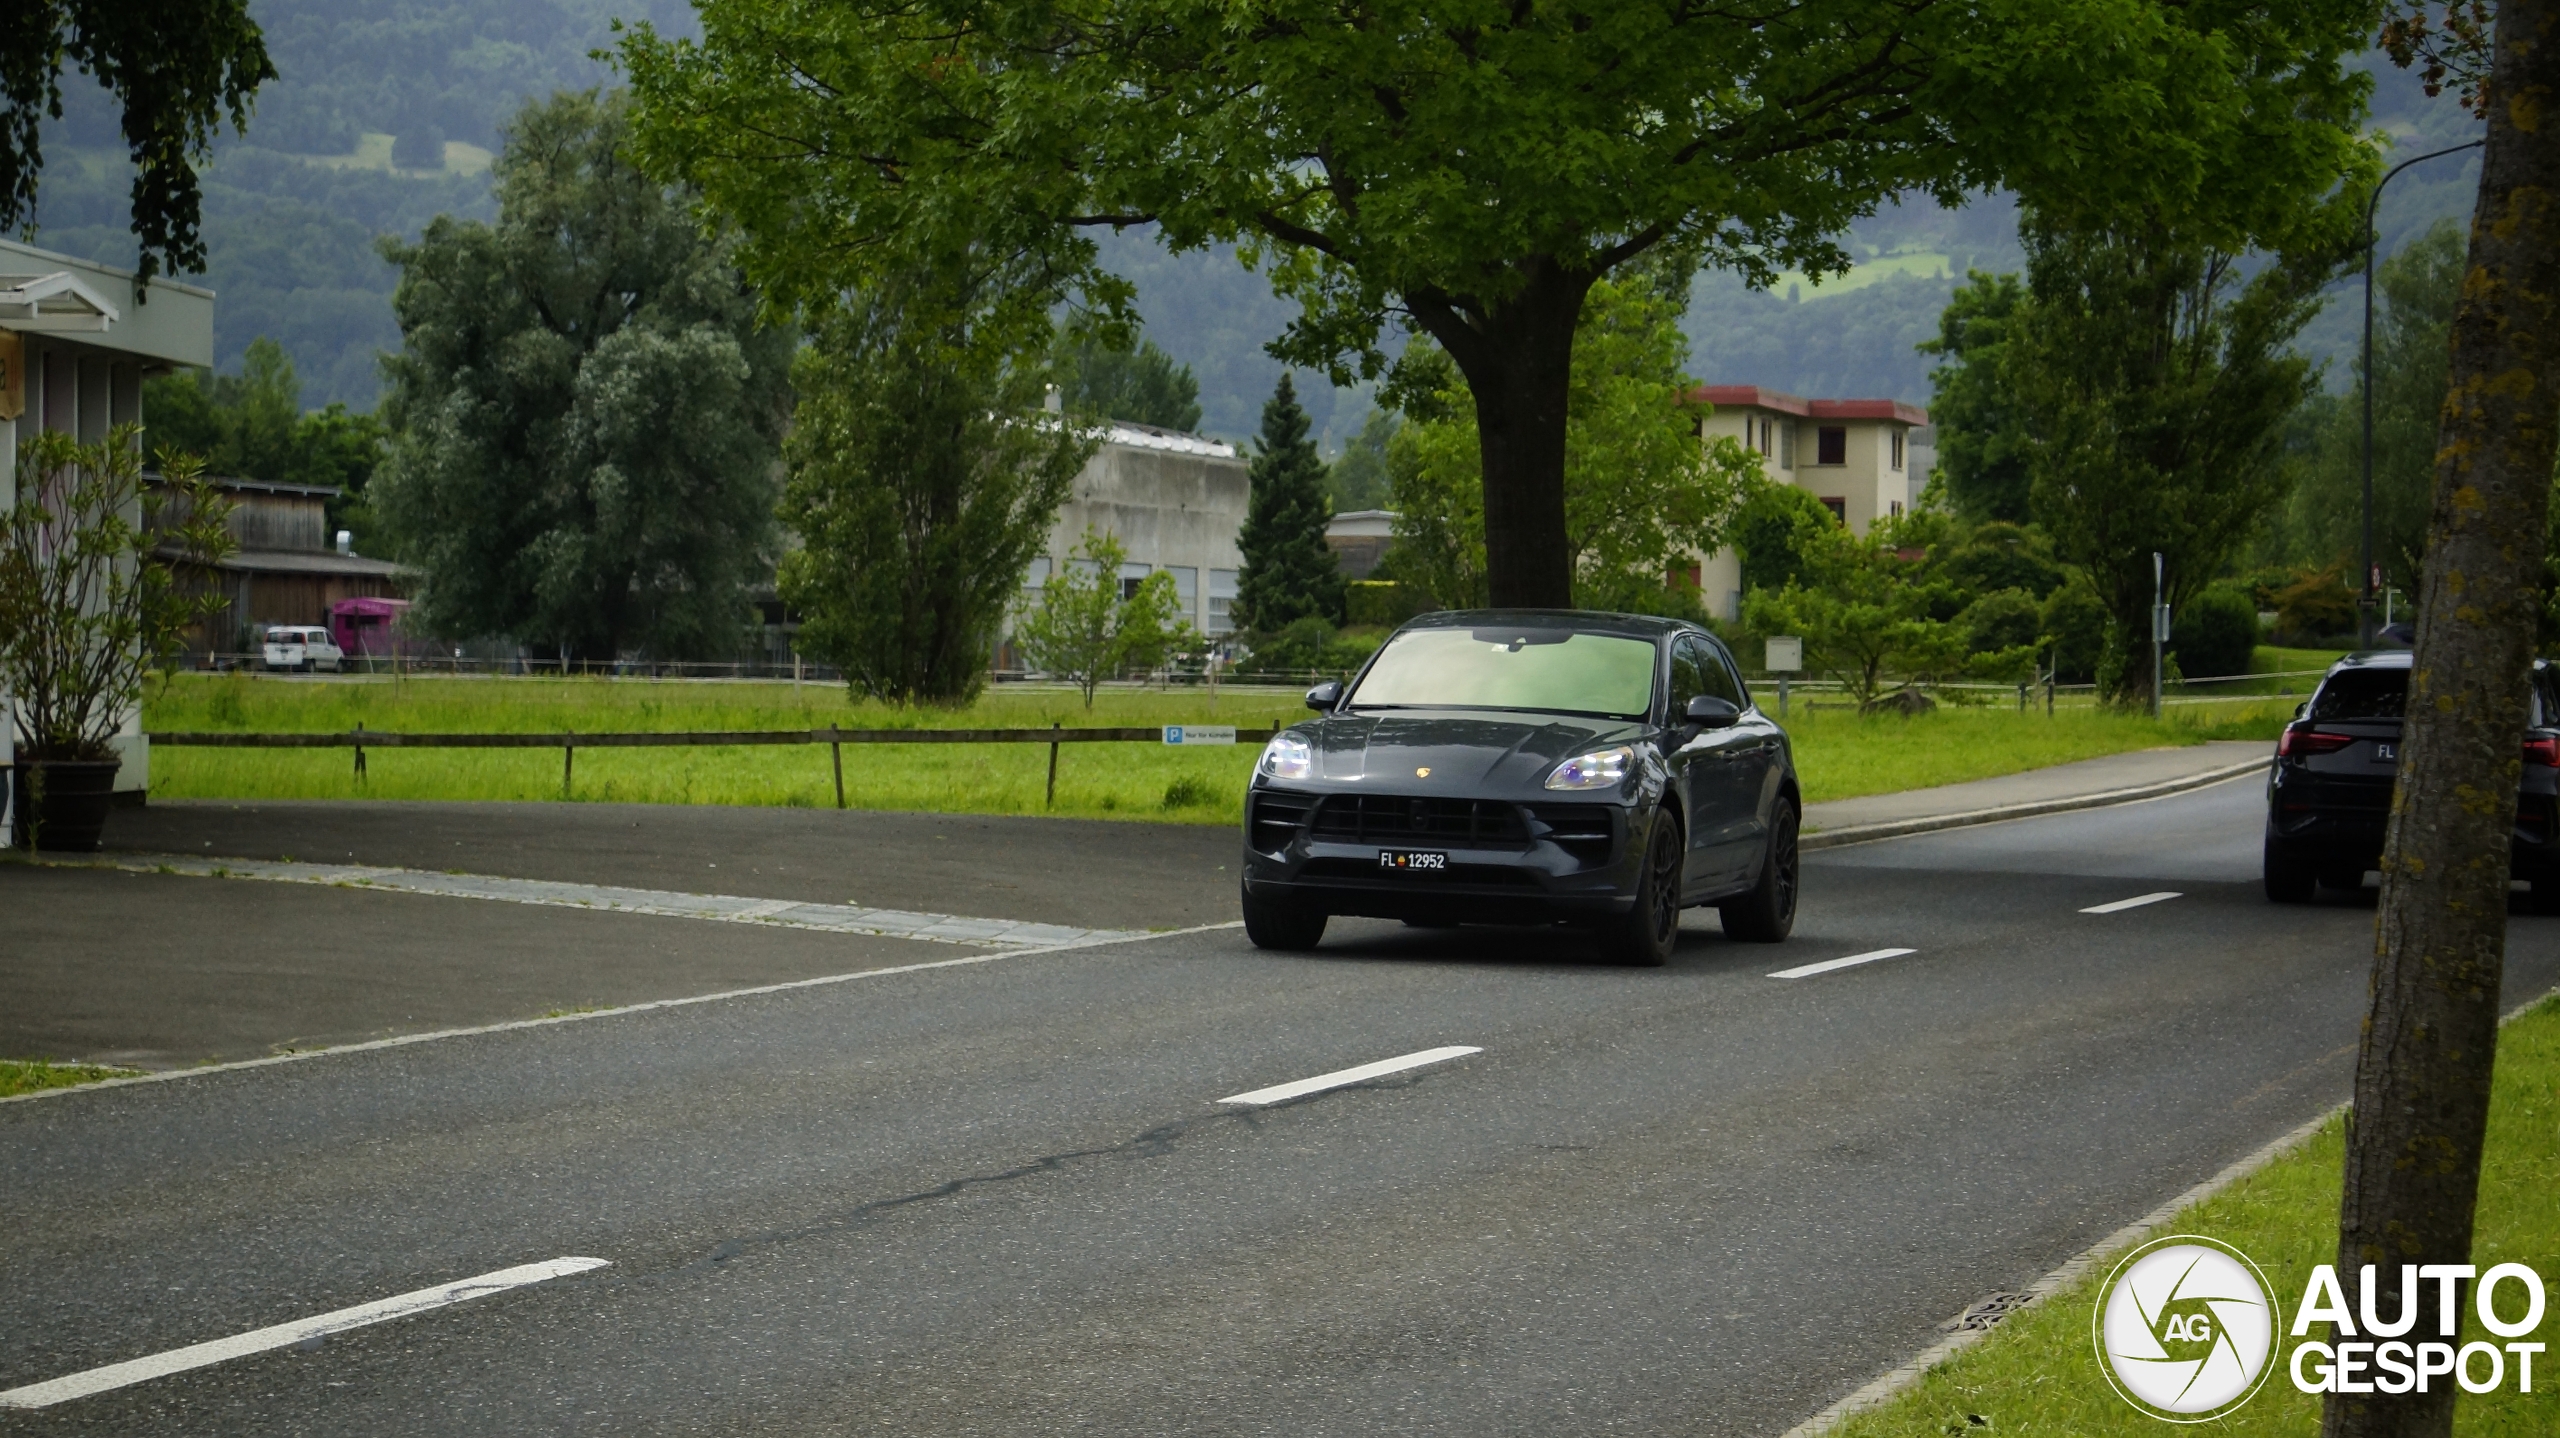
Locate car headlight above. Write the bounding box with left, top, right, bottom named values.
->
left=1545, top=745, right=1634, bottom=791
left=1259, top=733, right=1314, bottom=781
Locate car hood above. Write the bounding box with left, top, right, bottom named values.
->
left=1304, top=710, right=1648, bottom=789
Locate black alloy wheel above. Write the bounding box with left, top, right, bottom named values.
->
left=1241, top=882, right=1328, bottom=951
left=1720, top=798, right=1799, bottom=942
left=1604, top=809, right=1682, bottom=967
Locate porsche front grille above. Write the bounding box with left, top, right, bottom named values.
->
left=1308, top=794, right=1531, bottom=847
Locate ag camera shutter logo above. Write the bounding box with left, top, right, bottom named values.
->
left=2093, top=1236, right=2280, bottom=1420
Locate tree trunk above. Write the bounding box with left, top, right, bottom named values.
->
left=1407, top=261, right=1592, bottom=609
left=2327, top=6, right=2560, bottom=1434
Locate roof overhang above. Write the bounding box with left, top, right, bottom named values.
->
left=1690, top=386, right=1928, bottom=427
left=0, top=271, right=120, bottom=332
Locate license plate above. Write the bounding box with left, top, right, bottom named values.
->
left=1379, top=849, right=1448, bottom=872
left=2376, top=743, right=2396, bottom=761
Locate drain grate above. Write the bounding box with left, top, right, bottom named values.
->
left=1942, top=1292, right=2031, bottom=1333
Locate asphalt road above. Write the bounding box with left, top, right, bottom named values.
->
left=6, top=777, right=2557, bottom=1435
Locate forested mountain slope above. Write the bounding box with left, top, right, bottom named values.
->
left=24, top=10, right=2481, bottom=439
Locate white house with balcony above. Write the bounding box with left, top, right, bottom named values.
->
left=1687, top=385, right=1929, bottom=621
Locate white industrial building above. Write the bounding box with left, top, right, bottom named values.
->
left=0, top=238, right=218, bottom=827
left=1018, top=420, right=1252, bottom=640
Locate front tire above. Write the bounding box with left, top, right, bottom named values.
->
left=2264, top=839, right=2316, bottom=903
left=1721, top=798, right=1800, bottom=943
left=1602, top=808, right=1682, bottom=967
left=1242, top=884, right=1327, bottom=951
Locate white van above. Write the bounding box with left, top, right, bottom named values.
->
left=261, top=625, right=346, bottom=673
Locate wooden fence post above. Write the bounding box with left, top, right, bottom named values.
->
left=353, top=722, right=366, bottom=784
left=831, top=734, right=845, bottom=810
left=1046, top=722, right=1061, bottom=808
left=563, top=732, right=574, bottom=799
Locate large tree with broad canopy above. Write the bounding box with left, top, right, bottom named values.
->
left=621, top=0, right=2377, bottom=606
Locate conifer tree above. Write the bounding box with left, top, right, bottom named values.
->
left=1232, top=374, right=1343, bottom=632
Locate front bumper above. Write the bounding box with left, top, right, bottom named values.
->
left=1241, top=786, right=1646, bottom=923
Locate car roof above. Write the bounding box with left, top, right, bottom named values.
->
left=2324, top=649, right=2550, bottom=676
left=1397, top=609, right=1705, bottom=642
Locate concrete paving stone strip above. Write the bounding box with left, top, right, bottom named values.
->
left=35, top=853, right=1146, bottom=950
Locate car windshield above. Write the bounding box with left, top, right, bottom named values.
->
left=1346, top=627, right=1657, bottom=718
left=2309, top=668, right=2406, bottom=722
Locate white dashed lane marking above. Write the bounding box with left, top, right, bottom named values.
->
left=0, top=1258, right=610, bottom=1410
left=1768, top=948, right=1918, bottom=980
left=1219, top=1046, right=1483, bottom=1106
left=2080, top=891, right=2182, bottom=915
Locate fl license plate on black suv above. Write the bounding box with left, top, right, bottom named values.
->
left=1378, top=849, right=1448, bottom=872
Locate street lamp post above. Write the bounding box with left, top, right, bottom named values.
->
left=2360, top=138, right=2484, bottom=648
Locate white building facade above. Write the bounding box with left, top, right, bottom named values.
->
left=1015, top=421, right=1252, bottom=647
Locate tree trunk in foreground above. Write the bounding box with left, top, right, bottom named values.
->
left=1407, top=261, right=1591, bottom=610
left=2328, top=5, right=2560, bottom=1435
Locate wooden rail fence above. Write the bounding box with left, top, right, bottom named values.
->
left=148, top=725, right=1283, bottom=808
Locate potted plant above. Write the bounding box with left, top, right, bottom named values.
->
left=0, top=427, right=232, bottom=851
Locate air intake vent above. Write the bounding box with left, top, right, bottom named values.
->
left=1308, top=795, right=1530, bottom=847
left=1527, top=803, right=1616, bottom=864
left=1249, top=790, right=1316, bottom=853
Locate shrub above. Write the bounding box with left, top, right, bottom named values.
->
left=1345, top=580, right=1431, bottom=628
left=2040, top=578, right=2109, bottom=683
left=1162, top=774, right=1220, bottom=810
left=1957, top=587, right=2044, bottom=653
left=2173, top=585, right=2261, bottom=679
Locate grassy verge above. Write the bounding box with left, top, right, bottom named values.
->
left=1834, top=993, right=2560, bottom=1436
left=0, top=1060, right=145, bottom=1098
left=142, top=674, right=2290, bottom=822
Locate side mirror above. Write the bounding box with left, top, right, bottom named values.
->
left=1306, top=680, right=1344, bottom=711
left=1685, top=694, right=1742, bottom=729
left=2294, top=702, right=2308, bottom=721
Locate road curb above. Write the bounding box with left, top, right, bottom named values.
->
left=1799, top=753, right=2271, bottom=852
left=1774, top=983, right=2560, bottom=1438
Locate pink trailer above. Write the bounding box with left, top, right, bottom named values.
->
left=330, top=597, right=418, bottom=658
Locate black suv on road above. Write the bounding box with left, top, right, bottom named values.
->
left=1240, top=610, right=1802, bottom=965
left=2264, top=650, right=2560, bottom=905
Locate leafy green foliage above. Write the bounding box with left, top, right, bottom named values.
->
left=142, top=336, right=388, bottom=547
left=1327, top=407, right=1397, bottom=513
left=620, top=0, right=2380, bottom=605
left=1937, top=521, right=2066, bottom=600
left=778, top=285, right=1094, bottom=706
left=1234, top=374, right=1346, bottom=631
left=1055, top=335, right=1203, bottom=432
left=2269, top=565, right=2358, bottom=645
left=0, top=0, right=274, bottom=283
left=1014, top=529, right=1194, bottom=708
left=1742, top=515, right=1978, bottom=707
left=2012, top=217, right=2337, bottom=704
left=371, top=91, right=791, bottom=662
left=0, top=430, right=234, bottom=759
left=2272, top=221, right=2467, bottom=593
left=1920, top=272, right=2035, bottom=523
left=2171, top=585, right=2262, bottom=679
left=1730, top=480, right=1841, bottom=597
left=2040, top=577, right=2110, bottom=683
left=1385, top=270, right=1759, bottom=615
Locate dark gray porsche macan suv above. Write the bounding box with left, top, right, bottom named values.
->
left=1240, top=610, right=1802, bottom=965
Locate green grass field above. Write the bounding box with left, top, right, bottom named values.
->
left=141, top=674, right=2290, bottom=823
left=1835, top=993, right=2560, bottom=1436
